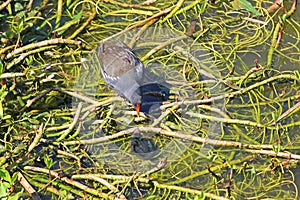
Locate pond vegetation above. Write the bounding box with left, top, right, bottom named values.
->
left=0, top=0, right=300, bottom=199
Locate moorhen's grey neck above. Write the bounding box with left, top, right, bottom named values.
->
left=96, top=41, right=144, bottom=115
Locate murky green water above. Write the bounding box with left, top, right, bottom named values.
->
left=1, top=0, right=300, bottom=199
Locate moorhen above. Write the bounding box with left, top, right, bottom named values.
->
left=96, top=41, right=144, bottom=116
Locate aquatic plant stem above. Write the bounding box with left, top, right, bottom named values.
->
left=244, top=149, right=300, bottom=160
left=161, top=0, right=185, bottom=23
left=176, top=0, right=203, bottom=16
left=18, top=172, right=41, bottom=199
left=168, top=155, right=254, bottom=185
left=24, top=178, right=85, bottom=198
left=128, top=19, right=156, bottom=48
left=6, top=46, right=55, bottom=69
left=55, top=0, right=63, bottom=27
left=24, top=166, right=114, bottom=199
left=56, top=102, right=82, bottom=142
left=0, top=72, right=25, bottom=79
left=74, top=172, right=230, bottom=200
left=67, top=5, right=97, bottom=40
left=267, top=0, right=297, bottom=67
left=72, top=174, right=123, bottom=196
left=104, top=0, right=158, bottom=10
left=61, top=127, right=300, bottom=160
left=19, top=88, right=55, bottom=115
left=141, top=34, right=188, bottom=61
left=161, top=73, right=299, bottom=109
left=53, top=18, right=81, bottom=35
left=0, top=45, right=15, bottom=55
left=0, top=0, right=12, bottom=12
left=274, top=101, right=300, bottom=124
left=27, top=123, right=44, bottom=153
left=151, top=103, right=180, bottom=127
left=186, top=112, right=265, bottom=128
left=6, top=39, right=82, bottom=59
left=103, top=6, right=175, bottom=42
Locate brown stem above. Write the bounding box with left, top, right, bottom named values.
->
left=6, top=38, right=82, bottom=59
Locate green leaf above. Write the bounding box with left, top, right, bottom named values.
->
left=44, top=154, right=53, bottom=169
left=200, top=1, right=207, bottom=14
left=272, top=144, right=280, bottom=154
left=294, top=70, right=300, bottom=80
left=11, top=173, right=18, bottom=183
left=271, top=111, right=278, bottom=121
left=0, top=182, right=9, bottom=200
left=0, top=169, right=11, bottom=184
left=0, top=102, right=3, bottom=119
left=57, top=11, right=82, bottom=35
left=194, top=192, right=205, bottom=200
left=250, top=166, right=256, bottom=174
left=8, top=189, right=23, bottom=200
left=232, top=0, right=262, bottom=16
left=72, top=11, right=83, bottom=21
left=146, top=195, right=159, bottom=200
left=165, top=121, right=180, bottom=130
left=0, top=85, right=8, bottom=100
left=17, top=17, right=24, bottom=32
left=0, top=169, right=12, bottom=200
left=66, top=0, right=72, bottom=7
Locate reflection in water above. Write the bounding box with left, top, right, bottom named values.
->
left=139, top=82, right=170, bottom=118
left=129, top=70, right=170, bottom=159
left=131, top=128, right=160, bottom=159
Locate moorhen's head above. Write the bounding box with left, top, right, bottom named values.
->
left=96, top=40, right=144, bottom=116
left=127, top=87, right=142, bottom=116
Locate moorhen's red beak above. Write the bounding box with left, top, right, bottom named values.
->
left=135, top=104, right=141, bottom=117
